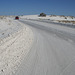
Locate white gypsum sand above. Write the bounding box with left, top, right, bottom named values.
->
left=20, top=15, right=75, bottom=25
left=0, top=19, right=33, bottom=75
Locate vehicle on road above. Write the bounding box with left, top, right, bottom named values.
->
left=15, top=16, right=19, bottom=20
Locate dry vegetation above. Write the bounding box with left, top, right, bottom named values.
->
left=0, top=16, right=4, bottom=19
left=50, top=15, right=75, bottom=19
left=0, top=16, right=6, bottom=19
left=60, top=15, right=65, bottom=17
left=58, top=20, right=75, bottom=24
left=50, top=15, right=57, bottom=17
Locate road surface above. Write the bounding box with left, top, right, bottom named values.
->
left=14, top=19, right=75, bottom=75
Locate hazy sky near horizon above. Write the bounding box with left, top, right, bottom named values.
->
left=0, top=0, right=75, bottom=16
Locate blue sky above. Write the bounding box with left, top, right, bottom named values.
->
left=0, top=0, right=75, bottom=16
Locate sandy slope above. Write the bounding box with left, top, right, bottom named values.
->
left=0, top=19, right=33, bottom=75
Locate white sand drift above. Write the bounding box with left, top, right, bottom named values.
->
left=0, top=18, right=33, bottom=75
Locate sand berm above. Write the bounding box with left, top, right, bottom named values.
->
left=0, top=21, right=34, bottom=75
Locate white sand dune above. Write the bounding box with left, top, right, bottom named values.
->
left=20, top=15, right=75, bottom=25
